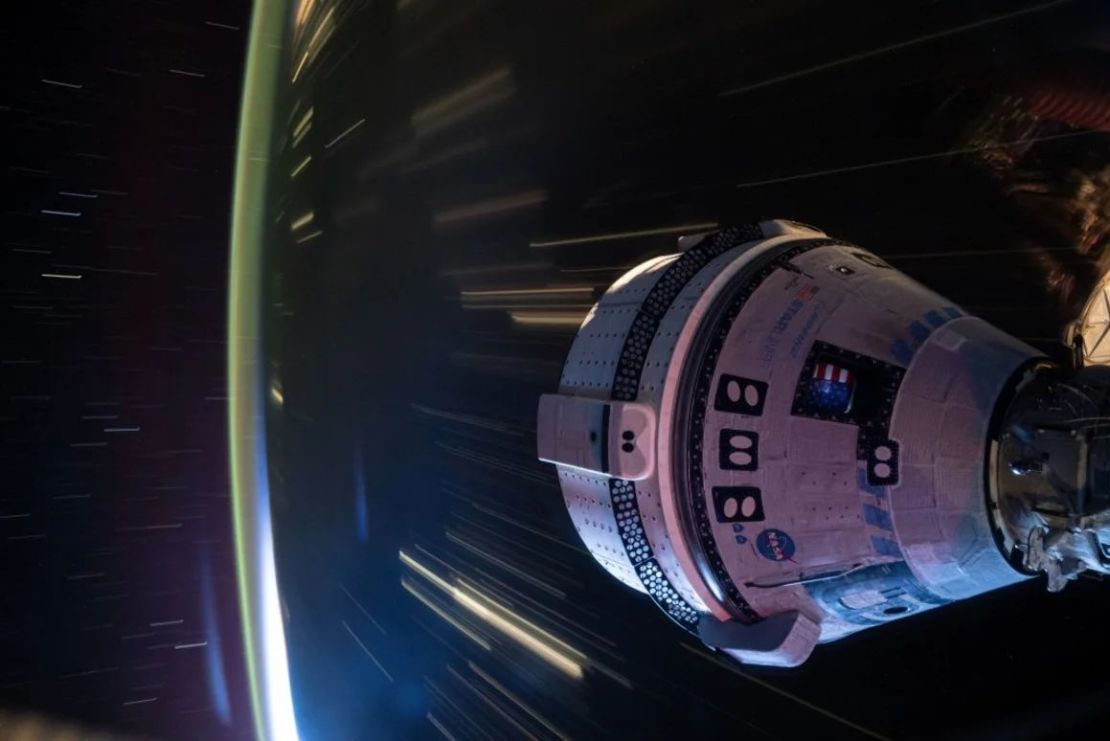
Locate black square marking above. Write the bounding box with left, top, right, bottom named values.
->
left=714, top=375, right=767, bottom=416
left=865, top=439, right=899, bottom=486
left=719, top=429, right=759, bottom=471
left=711, top=486, right=765, bottom=523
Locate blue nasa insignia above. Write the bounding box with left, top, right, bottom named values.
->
left=756, top=528, right=796, bottom=561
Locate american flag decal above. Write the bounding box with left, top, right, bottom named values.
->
left=814, top=361, right=853, bottom=384
left=808, top=360, right=856, bottom=413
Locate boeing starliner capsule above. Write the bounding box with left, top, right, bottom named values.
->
left=537, top=220, right=1110, bottom=667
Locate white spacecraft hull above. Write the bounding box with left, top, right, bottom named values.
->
left=538, top=221, right=1051, bottom=666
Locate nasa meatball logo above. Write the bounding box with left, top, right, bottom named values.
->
left=756, top=529, right=796, bottom=561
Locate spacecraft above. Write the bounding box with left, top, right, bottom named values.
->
left=537, top=220, right=1110, bottom=667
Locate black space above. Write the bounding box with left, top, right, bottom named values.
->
left=2, top=1, right=252, bottom=739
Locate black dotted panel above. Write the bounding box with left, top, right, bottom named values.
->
left=610, top=478, right=700, bottom=629
left=606, top=225, right=763, bottom=634
left=613, top=225, right=763, bottom=402
left=611, top=479, right=651, bottom=563
left=635, top=558, right=701, bottom=627
left=613, top=313, right=659, bottom=400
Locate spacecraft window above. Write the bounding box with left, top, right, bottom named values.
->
left=792, top=342, right=904, bottom=430
left=809, top=360, right=857, bottom=414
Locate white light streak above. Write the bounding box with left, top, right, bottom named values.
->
left=455, top=584, right=584, bottom=679
left=530, top=221, right=719, bottom=248
left=509, top=311, right=586, bottom=328
left=401, top=578, right=491, bottom=650
left=42, top=78, right=83, bottom=89
left=324, top=118, right=365, bottom=149
left=433, top=190, right=546, bottom=225
left=399, top=550, right=583, bottom=678
left=340, top=620, right=393, bottom=682
left=295, top=0, right=316, bottom=28
left=292, top=107, right=313, bottom=138
left=290, top=211, right=314, bottom=231
left=290, top=155, right=311, bottom=179
left=290, top=53, right=310, bottom=84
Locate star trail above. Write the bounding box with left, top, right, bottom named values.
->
left=2, top=1, right=252, bottom=738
